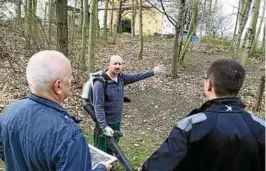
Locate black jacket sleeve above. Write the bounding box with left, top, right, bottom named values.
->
left=142, top=127, right=189, bottom=171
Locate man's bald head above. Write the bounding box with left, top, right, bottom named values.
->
left=26, top=50, right=71, bottom=92
left=109, top=55, right=123, bottom=63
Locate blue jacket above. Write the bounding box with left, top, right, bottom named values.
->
left=0, top=93, right=106, bottom=171
left=142, top=98, right=265, bottom=171
left=93, top=70, right=154, bottom=129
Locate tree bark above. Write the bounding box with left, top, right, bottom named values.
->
left=254, top=75, right=265, bottom=112
left=48, top=0, right=53, bottom=47
left=171, top=0, right=185, bottom=79
left=110, top=0, right=114, bottom=35
left=261, top=23, right=265, bottom=54
left=247, top=0, right=261, bottom=57
left=25, top=0, right=32, bottom=49
left=179, top=0, right=199, bottom=65
left=32, top=0, right=38, bottom=48
left=236, top=0, right=252, bottom=55
left=87, top=0, right=98, bottom=72
left=117, top=0, right=123, bottom=33
left=80, top=0, right=89, bottom=72
left=80, top=0, right=84, bottom=32
left=103, top=0, right=109, bottom=40
left=131, top=0, right=136, bottom=36
left=16, top=0, right=22, bottom=19
left=138, top=0, right=143, bottom=60
left=70, top=0, right=78, bottom=56
left=250, top=0, right=265, bottom=54
left=56, top=0, right=68, bottom=56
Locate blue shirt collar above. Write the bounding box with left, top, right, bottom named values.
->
left=27, top=93, right=69, bottom=116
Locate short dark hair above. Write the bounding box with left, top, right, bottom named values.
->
left=206, top=59, right=245, bottom=97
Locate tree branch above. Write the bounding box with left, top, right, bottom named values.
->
left=144, top=0, right=176, bottom=26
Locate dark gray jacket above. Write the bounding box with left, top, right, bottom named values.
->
left=93, top=70, right=154, bottom=129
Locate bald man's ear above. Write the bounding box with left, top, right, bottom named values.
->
left=53, top=80, right=62, bottom=94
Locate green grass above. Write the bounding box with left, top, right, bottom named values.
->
left=81, top=124, right=163, bottom=170
left=200, top=36, right=232, bottom=46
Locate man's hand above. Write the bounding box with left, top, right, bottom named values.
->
left=103, top=126, right=114, bottom=137
left=153, top=65, right=166, bottom=75
left=98, top=162, right=112, bottom=171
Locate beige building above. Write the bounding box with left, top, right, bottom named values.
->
left=107, top=1, right=175, bottom=36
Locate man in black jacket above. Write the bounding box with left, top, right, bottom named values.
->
left=142, top=59, right=265, bottom=171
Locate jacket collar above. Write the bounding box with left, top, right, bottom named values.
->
left=27, top=93, right=81, bottom=123
left=188, top=97, right=246, bottom=116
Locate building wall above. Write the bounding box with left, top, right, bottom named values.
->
left=135, top=8, right=164, bottom=35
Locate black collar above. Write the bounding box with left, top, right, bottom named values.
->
left=187, top=97, right=245, bottom=116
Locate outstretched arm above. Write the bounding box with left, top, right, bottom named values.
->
left=123, top=65, right=166, bottom=85
left=122, top=70, right=154, bottom=85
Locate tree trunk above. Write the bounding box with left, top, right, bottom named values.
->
left=241, top=28, right=252, bottom=67
left=254, top=75, right=265, bottom=112
left=199, top=0, right=207, bottom=37
left=206, top=0, right=212, bottom=36
left=56, top=0, right=68, bottom=56
left=70, top=0, right=78, bottom=56
left=25, top=0, right=32, bottom=49
left=110, top=0, right=114, bottom=36
left=87, top=0, right=98, bottom=72
left=171, top=0, right=185, bottom=79
left=247, top=0, right=261, bottom=58
left=16, top=0, right=22, bottom=19
left=80, top=0, right=88, bottom=72
left=250, top=0, right=265, bottom=54
left=80, top=0, right=84, bottom=32
left=103, top=0, right=109, bottom=40
left=32, top=0, right=38, bottom=48
left=231, top=0, right=241, bottom=52
left=261, top=24, right=265, bottom=54
left=112, top=0, right=122, bottom=43
left=138, top=0, right=143, bottom=60
left=48, top=0, right=53, bottom=47
left=236, top=0, right=252, bottom=55
left=96, top=2, right=100, bottom=39
left=117, top=0, right=123, bottom=33
left=179, top=0, right=199, bottom=65
left=131, top=0, right=136, bottom=36
left=211, top=0, right=218, bottom=37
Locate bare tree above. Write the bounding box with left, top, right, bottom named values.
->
left=25, top=0, right=33, bottom=49
left=87, top=0, right=98, bottom=72
left=103, top=0, right=109, bottom=40
left=250, top=0, right=265, bottom=54
left=235, top=0, right=252, bottom=56
left=56, top=0, right=68, bottom=56
left=242, top=0, right=261, bottom=66
left=138, top=0, right=143, bottom=59
left=144, top=0, right=187, bottom=78
left=80, top=0, right=89, bottom=71
left=16, top=0, right=22, bottom=19
left=131, top=0, right=136, bottom=36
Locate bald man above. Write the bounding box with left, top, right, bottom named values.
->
left=0, top=50, right=110, bottom=171
left=93, top=55, right=166, bottom=154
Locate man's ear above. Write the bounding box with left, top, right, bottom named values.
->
left=53, top=80, right=62, bottom=94
left=206, top=79, right=213, bottom=91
